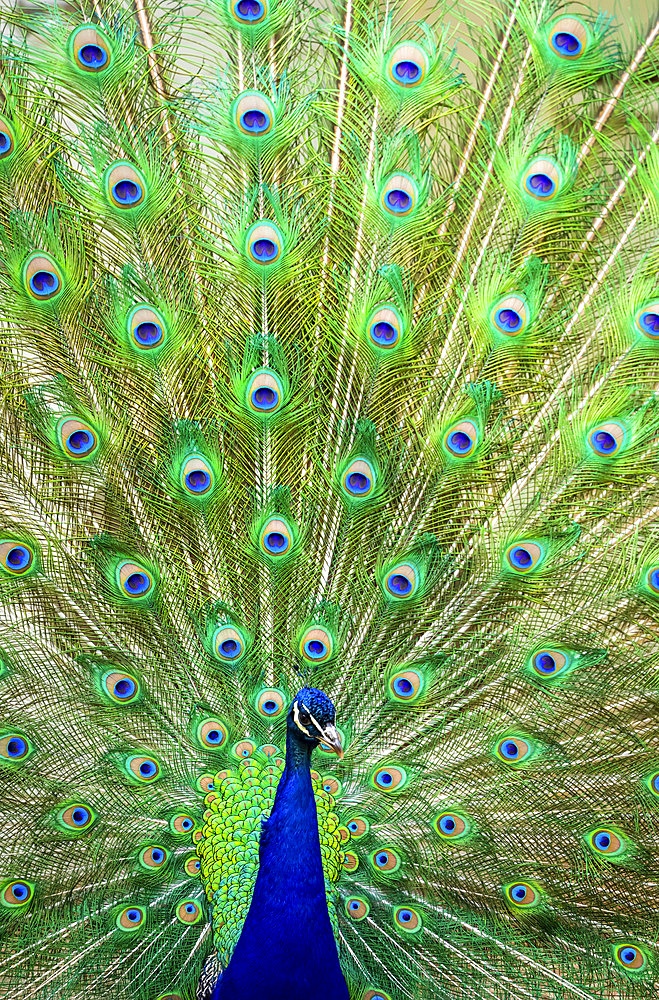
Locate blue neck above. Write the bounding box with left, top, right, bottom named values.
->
left=212, top=730, right=349, bottom=1000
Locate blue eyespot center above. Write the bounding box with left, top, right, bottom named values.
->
left=125, top=573, right=149, bottom=595
left=185, top=903, right=196, bottom=913
left=512, top=884, right=526, bottom=900
left=114, top=677, right=136, bottom=699
left=384, top=189, right=411, bottom=212
left=527, top=172, right=555, bottom=196
left=440, top=815, right=455, bottom=833
left=592, top=430, right=616, bottom=454
left=5, top=546, right=31, bottom=570
left=388, top=574, right=412, bottom=595
left=399, top=910, right=412, bottom=922
left=72, top=807, right=90, bottom=826
left=534, top=653, right=556, bottom=673
left=251, top=238, right=277, bottom=261
left=621, top=948, right=637, bottom=964
left=127, top=909, right=141, bottom=922
left=207, top=730, right=221, bottom=743
left=595, top=832, right=610, bottom=849
left=640, top=311, right=659, bottom=335
left=370, top=321, right=398, bottom=346
left=376, top=852, right=389, bottom=866
left=393, top=677, right=413, bottom=696
left=502, top=741, right=519, bottom=758
left=346, top=472, right=371, bottom=493
left=185, top=470, right=211, bottom=492
left=264, top=531, right=288, bottom=553
left=152, top=849, right=164, bottom=863
left=348, top=822, right=358, bottom=832
left=30, top=270, right=59, bottom=296
left=134, top=322, right=163, bottom=346
left=7, top=737, right=27, bottom=757
left=0, top=131, right=10, bottom=152
left=552, top=31, right=581, bottom=56
left=496, top=308, right=521, bottom=331
left=12, top=883, right=29, bottom=899
left=305, top=639, right=327, bottom=658
left=393, top=60, right=420, bottom=82
left=80, top=44, right=107, bottom=68
left=235, top=0, right=264, bottom=20
left=350, top=900, right=360, bottom=909
left=448, top=430, right=472, bottom=454
left=113, top=180, right=142, bottom=206
left=251, top=386, right=278, bottom=409
left=140, top=761, right=156, bottom=777
left=241, top=109, right=269, bottom=132
left=510, top=547, right=532, bottom=568
left=377, top=771, right=393, bottom=786
left=220, top=639, right=239, bottom=656
left=67, top=430, right=93, bottom=454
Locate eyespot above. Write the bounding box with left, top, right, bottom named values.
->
left=126, top=755, right=161, bottom=782
left=434, top=811, right=469, bottom=840
left=370, top=848, right=401, bottom=873
left=2, top=881, right=33, bottom=907
left=345, top=896, right=369, bottom=920
left=57, top=803, right=95, bottom=832
left=23, top=253, right=63, bottom=303
left=116, top=906, right=146, bottom=931
left=635, top=302, right=659, bottom=340
left=386, top=42, right=428, bottom=88
left=197, top=719, right=228, bottom=749
left=647, top=771, right=659, bottom=797
left=102, top=671, right=140, bottom=704
left=490, top=295, right=529, bottom=337
left=366, top=304, right=403, bottom=350
left=57, top=418, right=99, bottom=460
left=231, top=0, right=267, bottom=25
left=0, top=733, right=32, bottom=760
left=394, top=905, right=422, bottom=933
left=105, top=162, right=147, bottom=210
left=0, top=541, right=36, bottom=576
left=443, top=420, right=478, bottom=458
left=504, top=882, right=538, bottom=907
left=171, top=813, right=196, bottom=835
left=363, top=992, right=393, bottom=1000
left=384, top=563, right=418, bottom=599
left=176, top=899, right=202, bottom=924
left=127, top=305, right=167, bottom=352
left=197, top=774, right=215, bottom=793
left=320, top=775, right=341, bottom=796
left=387, top=669, right=424, bottom=703
left=181, top=456, right=215, bottom=496
left=522, top=158, right=561, bottom=201
left=69, top=25, right=112, bottom=72
left=342, top=852, right=359, bottom=872
left=588, top=422, right=625, bottom=457
left=213, top=626, right=246, bottom=662
left=139, top=845, right=168, bottom=870
left=259, top=517, right=292, bottom=557
left=259, top=744, right=278, bottom=758
left=505, top=541, right=544, bottom=573
left=613, top=943, right=647, bottom=971
left=549, top=17, right=588, bottom=59
left=299, top=626, right=334, bottom=663
left=530, top=649, right=568, bottom=679
left=246, top=368, right=284, bottom=415
left=346, top=817, right=369, bottom=839
left=231, top=739, right=255, bottom=759
left=586, top=828, right=624, bottom=856
left=342, top=459, right=375, bottom=497
left=380, top=173, right=417, bottom=217
left=116, top=561, right=155, bottom=599
left=234, top=92, right=275, bottom=136
left=371, top=765, right=407, bottom=792
left=255, top=688, right=286, bottom=719
left=246, top=222, right=282, bottom=265
left=495, top=737, right=533, bottom=764
left=0, top=117, right=15, bottom=161
left=645, top=566, right=659, bottom=595
left=185, top=856, right=201, bottom=877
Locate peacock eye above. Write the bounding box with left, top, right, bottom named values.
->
left=298, top=708, right=311, bottom=726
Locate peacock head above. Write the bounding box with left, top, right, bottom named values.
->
left=288, top=687, right=343, bottom=759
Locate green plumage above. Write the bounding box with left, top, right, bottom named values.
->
left=1, top=0, right=659, bottom=998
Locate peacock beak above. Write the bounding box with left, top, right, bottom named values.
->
left=317, top=724, right=343, bottom=759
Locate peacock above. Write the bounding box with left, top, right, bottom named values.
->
left=1, top=0, right=659, bottom=997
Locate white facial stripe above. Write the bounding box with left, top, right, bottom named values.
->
left=292, top=700, right=311, bottom=736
